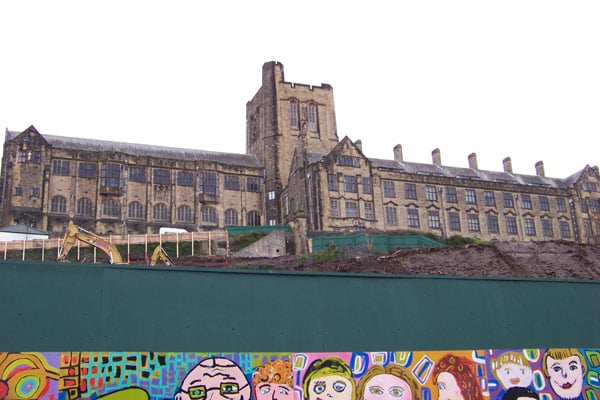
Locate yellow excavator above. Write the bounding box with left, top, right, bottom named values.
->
left=57, top=223, right=173, bottom=266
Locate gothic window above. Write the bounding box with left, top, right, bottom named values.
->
left=521, top=194, right=532, bottom=210
left=79, top=163, right=97, bottom=178
left=344, top=176, right=357, bottom=193
left=467, top=213, right=480, bottom=232
left=406, top=208, right=419, bottom=227
left=153, top=169, right=171, bottom=185
left=52, top=160, right=70, bottom=176
left=128, top=202, right=144, bottom=219
left=225, top=209, right=238, bottom=225
left=129, top=167, right=146, bottom=183
left=505, top=216, right=518, bottom=235
left=556, top=197, right=567, bottom=213
left=177, top=171, right=194, bottom=187
left=177, top=205, right=192, bottom=222
left=202, top=207, right=217, bottom=224
left=103, top=199, right=121, bottom=217
left=327, top=174, right=338, bottom=191
left=448, top=212, right=461, bottom=231
left=330, top=200, right=340, bottom=218
left=384, top=181, right=396, bottom=198
left=77, top=198, right=93, bottom=216
left=541, top=219, right=553, bottom=237
left=524, top=218, right=536, bottom=235
left=153, top=203, right=169, bottom=221
left=503, top=193, right=514, bottom=208
left=246, top=177, right=260, bottom=193
left=484, top=191, right=496, bottom=207
left=51, top=195, right=67, bottom=213
left=446, top=187, right=458, bottom=203
left=101, top=163, right=121, bottom=188
left=426, top=186, right=437, bottom=201
left=290, top=100, right=299, bottom=129
left=362, top=177, right=372, bottom=194
left=345, top=201, right=358, bottom=218
left=224, top=175, right=240, bottom=190
left=386, top=206, right=398, bottom=226
left=559, top=220, right=571, bottom=238
left=364, top=202, right=375, bottom=220
left=487, top=214, right=499, bottom=233
left=539, top=196, right=550, bottom=211
left=465, top=189, right=477, bottom=205
left=405, top=183, right=417, bottom=200
left=247, top=211, right=261, bottom=226
left=428, top=210, right=440, bottom=229
left=308, top=103, right=317, bottom=131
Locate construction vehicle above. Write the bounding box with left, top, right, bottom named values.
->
left=57, top=223, right=173, bottom=266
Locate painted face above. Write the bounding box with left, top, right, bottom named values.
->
left=309, top=375, right=353, bottom=400
left=546, top=355, right=584, bottom=400
left=497, top=362, right=533, bottom=390
left=255, top=383, right=293, bottom=400
left=176, top=358, right=251, bottom=400
left=436, top=372, right=464, bottom=400
left=363, top=373, right=413, bottom=400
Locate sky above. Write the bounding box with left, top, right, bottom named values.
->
left=1, top=1, right=598, bottom=179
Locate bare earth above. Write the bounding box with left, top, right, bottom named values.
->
left=174, top=240, right=600, bottom=280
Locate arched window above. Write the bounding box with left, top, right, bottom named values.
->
left=224, top=209, right=238, bottom=226
left=247, top=211, right=261, bottom=226
left=128, top=201, right=144, bottom=219
left=50, top=195, right=67, bottom=213
left=153, top=203, right=169, bottom=221
left=76, top=197, right=93, bottom=216
left=102, top=199, right=121, bottom=217
left=177, top=205, right=192, bottom=222
left=289, top=99, right=299, bottom=129
left=307, top=102, right=318, bottom=131
left=201, top=207, right=217, bottom=224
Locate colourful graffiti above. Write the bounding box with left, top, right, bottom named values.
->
left=0, top=349, right=599, bottom=400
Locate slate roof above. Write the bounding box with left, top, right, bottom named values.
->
left=6, top=130, right=261, bottom=168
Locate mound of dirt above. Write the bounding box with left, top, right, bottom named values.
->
left=171, top=240, right=600, bottom=280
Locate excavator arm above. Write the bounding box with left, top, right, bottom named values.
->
left=57, top=223, right=126, bottom=264
left=150, top=245, right=174, bottom=266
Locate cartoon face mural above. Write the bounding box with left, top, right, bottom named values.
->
left=175, top=357, right=251, bottom=400
left=542, top=349, right=586, bottom=400
left=302, top=357, right=356, bottom=400
left=490, top=352, right=533, bottom=391
left=357, top=365, right=420, bottom=400
left=253, top=359, right=294, bottom=400
left=433, top=354, right=483, bottom=400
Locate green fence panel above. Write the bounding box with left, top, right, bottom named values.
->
left=2, top=260, right=599, bottom=352
left=312, top=233, right=443, bottom=253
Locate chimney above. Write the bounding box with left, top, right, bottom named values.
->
left=432, top=148, right=442, bottom=166
left=535, top=161, right=545, bottom=177
left=503, top=157, right=513, bottom=173
left=393, top=144, right=403, bottom=162
left=468, top=153, right=478, bottom=170
left=355, top=140, right=362, bottom=152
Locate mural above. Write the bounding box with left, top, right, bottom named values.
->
left=0, top=349, right=598, bottom=400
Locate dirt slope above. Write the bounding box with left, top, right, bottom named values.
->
left=174, top=240, right=600, bottom=280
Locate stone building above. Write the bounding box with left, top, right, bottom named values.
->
left=1, top=61, right=599, bottom=244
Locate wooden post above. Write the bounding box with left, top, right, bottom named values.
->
left=93, top=247, right=97, bottom=263
left=208, top=230, right=212, bottom=256
left=176, top=233, right=179, bottom=258
left=42, top=240, right=45, bottom=261
left=127, top=234, right=130, bottom=264
left=4, top=241, right=7, bottom=260
left=77, top=240, right=80, bottom=261
left=145, top=234, right=148, bottom=264
left=22, top=239, right=26, bottom=261
left=191, top=232, right=194, bottom=256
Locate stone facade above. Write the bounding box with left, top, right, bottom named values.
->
left=1, top=61, right=599, bottom=245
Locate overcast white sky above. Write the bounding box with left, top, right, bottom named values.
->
left=1, top=1, right=598, bottom=178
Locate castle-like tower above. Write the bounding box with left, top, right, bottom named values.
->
left=246, top=62, right=339, bottom=225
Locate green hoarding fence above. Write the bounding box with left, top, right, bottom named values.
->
left=312, top=233, right=443, bottom=253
